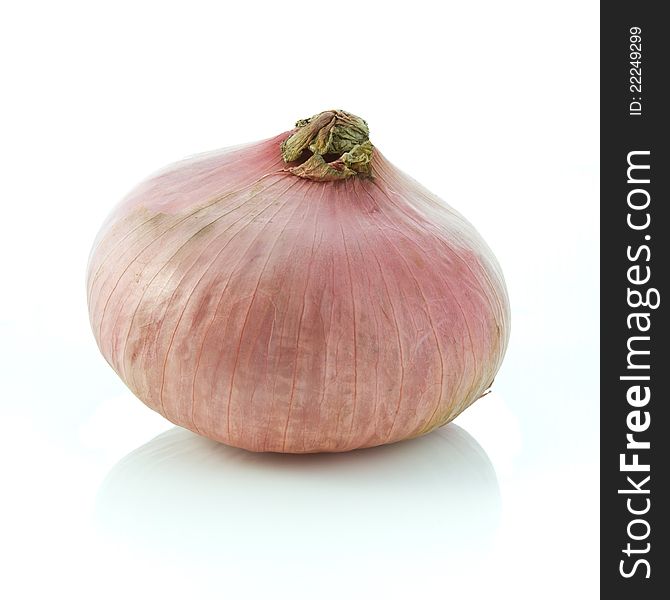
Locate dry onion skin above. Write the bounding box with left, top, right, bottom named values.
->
left=87, top=110, right=510, bottom=453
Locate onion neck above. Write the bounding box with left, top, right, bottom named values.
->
left=280, top=110, right=373, bottom=182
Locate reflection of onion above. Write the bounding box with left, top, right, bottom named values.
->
left=96, top=424, right=500, bottom=559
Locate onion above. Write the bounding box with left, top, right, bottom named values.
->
left=87, top=110, right=510, bottom=453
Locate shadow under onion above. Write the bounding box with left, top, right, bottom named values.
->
left=95, top=423, right=501, bottom=560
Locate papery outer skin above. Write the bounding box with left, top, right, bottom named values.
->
left=87, top=132, right=510, bottom=453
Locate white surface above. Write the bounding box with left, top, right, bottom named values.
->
left=0, top=1, right=598, bottom=598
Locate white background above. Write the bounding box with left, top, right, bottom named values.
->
left=0, top=1, right=599, bottom=598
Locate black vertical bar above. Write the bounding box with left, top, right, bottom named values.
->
left=601, top=2, right=668, bottom=596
